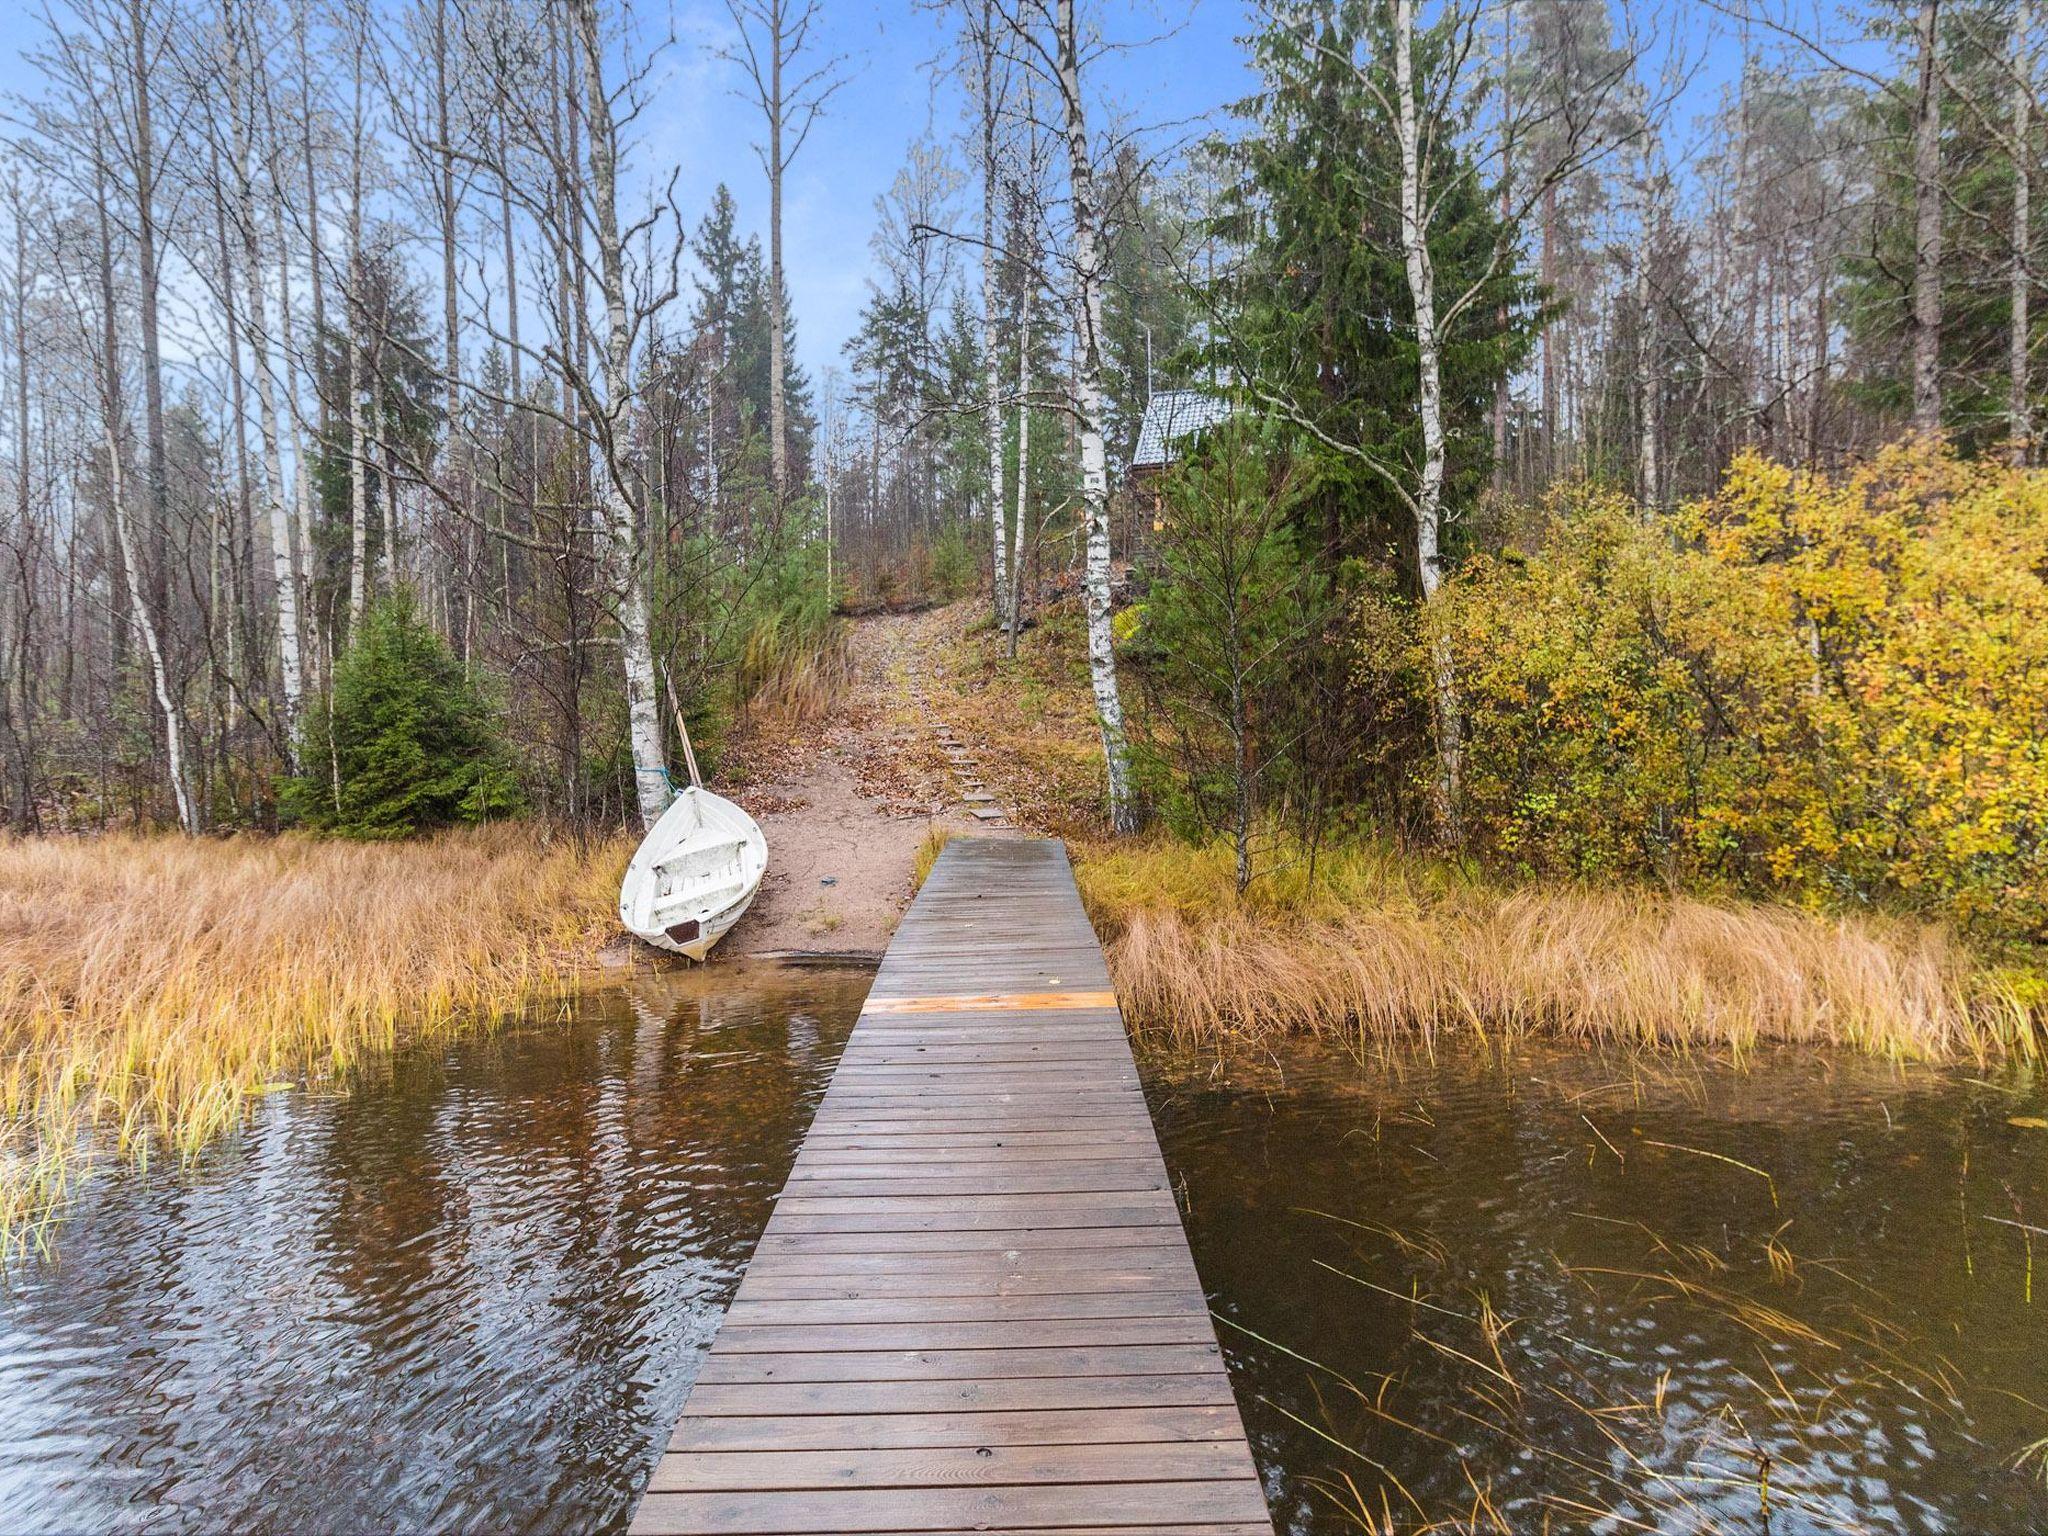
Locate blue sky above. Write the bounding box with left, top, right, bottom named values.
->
left=637, top=0, right=1263, bottom=388
left=640, top=0, right=1777, bottom=389
left=0, top=0, right=1871, bottom=399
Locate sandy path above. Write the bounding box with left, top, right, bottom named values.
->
left=721, top=612, right=1004, bottom=959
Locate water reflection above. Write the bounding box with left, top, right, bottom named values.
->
left=1143, top=1041, right=2048, bottom=1536
left=0, top=965, right=868, bottom=1535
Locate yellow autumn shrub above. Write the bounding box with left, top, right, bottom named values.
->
left=1431, top=438, right=2048, bottom=942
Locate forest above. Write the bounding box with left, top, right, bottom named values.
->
left=0, top=0, right=2040, bottom=966
left=8, top=10, right=2048, bottom=1527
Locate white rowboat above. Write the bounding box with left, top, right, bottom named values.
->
left=618, top=784, right=767, bottom=961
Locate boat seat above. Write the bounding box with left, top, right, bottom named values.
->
left=651, top=879, right=749, bottom=924
left=652, top=838, right=751, bottom=876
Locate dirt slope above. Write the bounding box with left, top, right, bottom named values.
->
left=718, top=611, right=1011, bottom=958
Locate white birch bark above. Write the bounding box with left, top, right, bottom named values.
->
left=105, top=421, right=194, bottom=832
left=347, top=313, right=370, bottom=621
left=225, top=0, right=304, bottom=762
left=767, top=17, right=789, bottom=499
left=1053, top=0, right=1135, bottom=833
left=345, top=34, right=370, bottom=627
left=276, top=219, right=319, bottom=656
left=93, top=149, right=194, bottom=833
left=1635, top=138, right=1660, bottom=507
left=571, top=0, right=670, bottom=830
left=1394, top=0, right=1461, bottom=837
left=978, top=0, right=1009, bottom=629
left=1912, top=0, right=1944, bottom=435
left=1010, top=269, right=1031, bottom=657
left=2013, top=0, right=2034, bottom=463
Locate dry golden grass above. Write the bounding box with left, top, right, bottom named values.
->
left=0, top=826, right=630, bottom=1257
left=913, top=825, right=953, bottom=891
left=1077, top=838, right=2043, bottom=1060
left=931, top=600, right=1111, bottom=838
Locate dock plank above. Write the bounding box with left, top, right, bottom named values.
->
left=627, top=838, right=1272, bottom=1536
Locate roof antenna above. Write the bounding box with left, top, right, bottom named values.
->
left=1144, top=325, right=1153, bottom=404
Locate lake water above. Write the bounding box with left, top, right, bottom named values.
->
left=1145, top=1039, right=2048, bottom=1535
left=0, top=967, right=869, bottom=1534
left=4, top=973, right=2046, bottom=1534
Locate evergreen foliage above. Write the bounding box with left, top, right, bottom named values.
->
left=1208, top=0, right=1542, bottom=576
left=285, top=589, right=521, bottom=838
left=1129, top=423, right=1334, bottom=889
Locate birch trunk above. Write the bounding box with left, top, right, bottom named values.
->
left=346, top=38, right=370, bottom=627
left=1009, top=269, right=1031, bottom=659
left=1054, top=0, right=1135, bottom=833
left=979, top=1, right=1008, bottom=630
left=767, top=9, right=789, bottom=499
left=94, top=150, right=194, bottom=833
left=1912, top=0, right=1944, bottom=435
left=8, top=194, right=31, bottom=823
left=127, top=0, right=172, bottom=617
left=1635, top=143, right=1660, bottom=507
left=375, top=363, right=397, bottom=581
left=347, top=309, right=370, bottom=622
left=296, top=0, right=329, bottom=444
left=277, top=216, right=319, bottom=662
left=434, top=0, right=466, bottom=600
left=2012, top=0, right=2033, bottom=464
left=571, top=0, right=671, bottom=830
left=1394, top=0, right=1461, bottom=839
left=1491, top=1, right=1511, bottom=497
left=227, top=6, right=305, bottom=760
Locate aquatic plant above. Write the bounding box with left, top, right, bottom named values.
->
left=0, top=826, right=630, bottom=1259
left=1078, top=836, right=2041, bottom=1059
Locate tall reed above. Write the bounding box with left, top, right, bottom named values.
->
left=0, top=826, right=629, bottom=1256
left=1076, top=839, right=2041, bottom=1060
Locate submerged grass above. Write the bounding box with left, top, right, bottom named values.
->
left=1076, top=837, right=2044, bottom=1060
left=0, top=826, right=630, bottom=1258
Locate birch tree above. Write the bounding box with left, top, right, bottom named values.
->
left=721, top=0, right=841, bottom=501
left=1390, top=0, right=1461, bottom=830
left=85, top=135, right=196, bottom=832
left=1024, top=0, right=1136, bottom=833
left=1241, top=0, right=1644, bottom=834
left=2011, top=0, right=2034, bottom=462
left=1911, top=0, right=1944, bottom=434
left=969, top=0, right=1012, bottom=630
left=220, top=0, right=306, bottom=761
left=569, top=0, right=673, bottom=830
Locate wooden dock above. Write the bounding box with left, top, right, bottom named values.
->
left=629, top=837, right=1273, bottom=1535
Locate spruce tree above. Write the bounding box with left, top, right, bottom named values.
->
left=1208, top=0, right=1541, bottom=578
left=285, top=589, right=521, bottom=838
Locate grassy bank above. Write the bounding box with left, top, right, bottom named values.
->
left=0, top=826, right=629, bottom=1257
left=1076, top=839, right=2044, bottom=1060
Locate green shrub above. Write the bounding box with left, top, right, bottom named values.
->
left=285, top=588, right=522, bottom=838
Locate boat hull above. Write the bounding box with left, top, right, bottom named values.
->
left=618, top=786, right=768, bottom=962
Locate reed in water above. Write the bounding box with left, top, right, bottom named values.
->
left=0, top=827, right=629, bottom=1257
left=1076, top=839, right=2041, bottom=1060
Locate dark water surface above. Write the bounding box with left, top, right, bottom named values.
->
left=8, top=975, right=2048, bottom=1536
left=0, top=966, right=868, bottom=1535
left=1143, top=1039, right=2048, bottom=1535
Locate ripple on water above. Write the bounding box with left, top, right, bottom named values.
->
left=1140, top=1037, right=2048, bottom=1536
left=0, top=967, right=868, bottom=1535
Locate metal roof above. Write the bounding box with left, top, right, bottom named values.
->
left=1129, top=388, right=1233, bottom=471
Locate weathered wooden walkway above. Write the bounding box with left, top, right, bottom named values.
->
left=630, top=837, right=1272, bottom=1535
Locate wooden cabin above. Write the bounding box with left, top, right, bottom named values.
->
left=1126, top=388, right=1235, bottom=540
